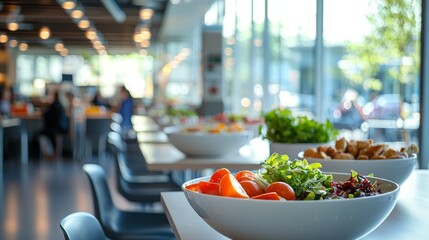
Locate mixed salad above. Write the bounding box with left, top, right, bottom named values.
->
left=258, top=153, right=381, bottom=200
left=186, top=153, right=381, bottom=201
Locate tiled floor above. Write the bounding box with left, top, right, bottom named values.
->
left=0, top=154, right=147, bottom=240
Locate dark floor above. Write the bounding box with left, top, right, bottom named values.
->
left=0, top=154, right=148, bottom=240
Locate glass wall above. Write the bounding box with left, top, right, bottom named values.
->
left=324, top=0, right=421, bottom=144
left=221, top=0, right=421, bottom=147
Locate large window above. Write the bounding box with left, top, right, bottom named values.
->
left=15, top=53, right=153, bottom=99
left=221, top=0, right=422, bottom=163
left=324, top=0, right=421, bottom=144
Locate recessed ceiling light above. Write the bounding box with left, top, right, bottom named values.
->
left=7, top=22, right=19, bottom=31
left=61, top=1, right=76, bottom=10
left=39, top=26, right=51, bottom=40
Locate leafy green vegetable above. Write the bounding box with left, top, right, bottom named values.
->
left=258, top=108, right=338, bottom=143
left=257, top=153, right=333, bottom=200
left=166, top=107, right=197, bottom=117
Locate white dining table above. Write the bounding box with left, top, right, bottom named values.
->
left=139, top=137, right=270, bottom=171
left=161, top=169, right=429, bottom=240
left=131, top=115, right=161, bottom=132
left=136, top=131, right=169, bottom=144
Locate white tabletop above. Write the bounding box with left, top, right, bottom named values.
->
left=136, top=131, right=169, bottom=143
left=131, top=115, right=161, bottom=132
left=1, top=117, right=21, bottom=128
left=161, top=170, right=429, bottom=240
left=140, top=137, right=270, bottom=171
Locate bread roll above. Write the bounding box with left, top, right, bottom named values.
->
left=335, top=137, right=347, bottom=152
left=303, top=148, right=317, bottom=158
left=332, top=152, right=355, bottom=160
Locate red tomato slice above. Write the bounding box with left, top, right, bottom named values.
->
left=236, top=176, right=255, bottom=183
left=265, top=182, right=296, bottom=200
left=198, top=181, right=220, bottom=196
left=210, top=168, right=232, bottom=183
left=239, top=180, right=264, bottom=197
left=251, top=192, right=283, bottom=200
left=219, top=174, right=249, bottom=198
left=185, top=183, right=200, bottom=192
left=234, top=170, right=256, bottom=180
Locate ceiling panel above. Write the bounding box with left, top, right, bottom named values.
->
left=0, top=0, right=168, bottom=54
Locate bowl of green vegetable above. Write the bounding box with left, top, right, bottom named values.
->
left=259, top=108, right=339, bottom=159
left=182, top=154, right=399, bottom=240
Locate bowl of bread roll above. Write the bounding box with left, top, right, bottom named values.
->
left=298, top=137, right=419, bottom=185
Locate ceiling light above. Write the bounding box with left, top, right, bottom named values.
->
left=0, top=34, right=8, bottom=43
left=7, top=22, right=19, bottom=31
left=19, top=42, right=28, bottom=51
left=85, top=29, right=97, bottom=40
left=133, top=32, right=142, bottom=42
left=39, top=26, right=51, bottom=40
left=139, top=8, right=154, bottom=20
left=60, top=48, right=69, bottom=56
left=70, top=9, right=84, bottom=19
left=78, top=19, right=90, bottom=29
left=55, top=42, right=64, bottom=51
left=61, top=0, right=76, bottom=10
left=140, top=29, right=151, bottom=40
left=9, top=39, right=18, bottom=48
left=140, top=40, right=150, bottom=48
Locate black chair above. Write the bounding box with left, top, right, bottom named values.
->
left=114, top=151, right=182, bottom=204
left=82, top=164, right=175, bottom=240
left=85, top=118, right=111, bottom=160
left=107, top=131, right=176, bottom=183
left=111, top=113, right=123, bottom=125
left=60, top=212, right=106, bottom=240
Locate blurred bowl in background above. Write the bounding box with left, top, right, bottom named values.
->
left=164, top=126, right=251, bottom=157
left=298, top=152, right=417, bottom=185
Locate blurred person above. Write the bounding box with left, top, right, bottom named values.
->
left=0, top=86, right=12, bottom=117
left=91, top=90, right=110, bottom=109
left=118, top=86, right=134, bottom=136
left=39, top=90, right=69, bottom=159
left=64, top=91, right=74, bottom=118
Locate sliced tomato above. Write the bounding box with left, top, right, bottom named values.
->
left=198, top=181, right=220, bottom=196
left=210, top=168, right=232, bottom=183
left=219, top=174, right=249, bottom=198
left=234, top=170, right=256, bottom=180
left=265, top=182, right=295, bottom=200
left=236, top=176, right=255, bottom=183
left=251, top=192, right=283, bottom=200
left=239, top=180, right=264, bottom=197
left=185, top=183, right=200, bottom=192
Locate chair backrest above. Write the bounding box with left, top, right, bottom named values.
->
left=111, top=112, right=123, bottom=125
left=110, top=122, right=122, bottom=134
left=85, top=118, right=111, bottom=139
left=60, top=212, right=106, bottom=240
left=82, top=164, right=115, bottom=224
left=107, top=131, right=126, bottom=153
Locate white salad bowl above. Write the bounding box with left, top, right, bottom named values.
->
left=298, top=152, right=417, bottom=185
left=164, top=125, right=251, bottom=157
left=182, top=173, right=399, bottom=240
